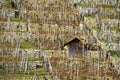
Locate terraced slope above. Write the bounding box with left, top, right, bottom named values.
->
left=0, top=0, right=120, bottom=80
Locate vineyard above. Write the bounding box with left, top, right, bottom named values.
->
left=0, top=0, right=120, bottom=80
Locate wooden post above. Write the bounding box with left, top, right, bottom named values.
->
left=92, top=58, right=95, bottom=76
left=19, top=50, right=25, bottom=71
left=24, top=55, right=29, bottom=74
left=48, top=57, right=53, bottom=73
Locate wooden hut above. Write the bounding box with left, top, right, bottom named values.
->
left=64, top=37, right=84, bottom=58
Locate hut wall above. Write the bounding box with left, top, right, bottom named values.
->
left=68, top=44, right=83, bottom=58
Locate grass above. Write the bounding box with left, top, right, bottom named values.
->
left=96, top=4, right=118, bottom=9
left=108, top=50, right=120, bottom=58
left=111, top=53, right=120, bottom=58
left=11, top=17, right=22, bottom=22
left=2, top=1, right=11, bottom=8
left=84, top=14, right=95, bottom=18
left=36, top=68, right=47, bottom=75
left=78, top=3, right=86, bottom=7
left=20, top=42, right=34, bottom=49
left=28, top=58, right=42, bottom=61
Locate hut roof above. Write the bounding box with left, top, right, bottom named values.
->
left=64, top=37, right=84, bottom=47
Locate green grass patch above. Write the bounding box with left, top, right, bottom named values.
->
left=28, top=58, right=42, bottom=61
left=111, top=53, right=120, bottom=57
left=108, top=50, right=120, bottom=58
left=36, top=68, right=47, bottom=75
left=78, top=3, right=86, bottom=7
left=104, top=4, right=112, bottom=8
left=84, top=14, right=95, bottom=18
left=20, top=42, right=34, bottom=49
left=11, top=17, right=22, bottom=22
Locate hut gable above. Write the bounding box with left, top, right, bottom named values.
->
left=64, top=37, right=84, bottom=58
left=64, top=37, right=84, bottom=46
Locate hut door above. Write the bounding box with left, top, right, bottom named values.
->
left=68, top=46, right=75, bottom=58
